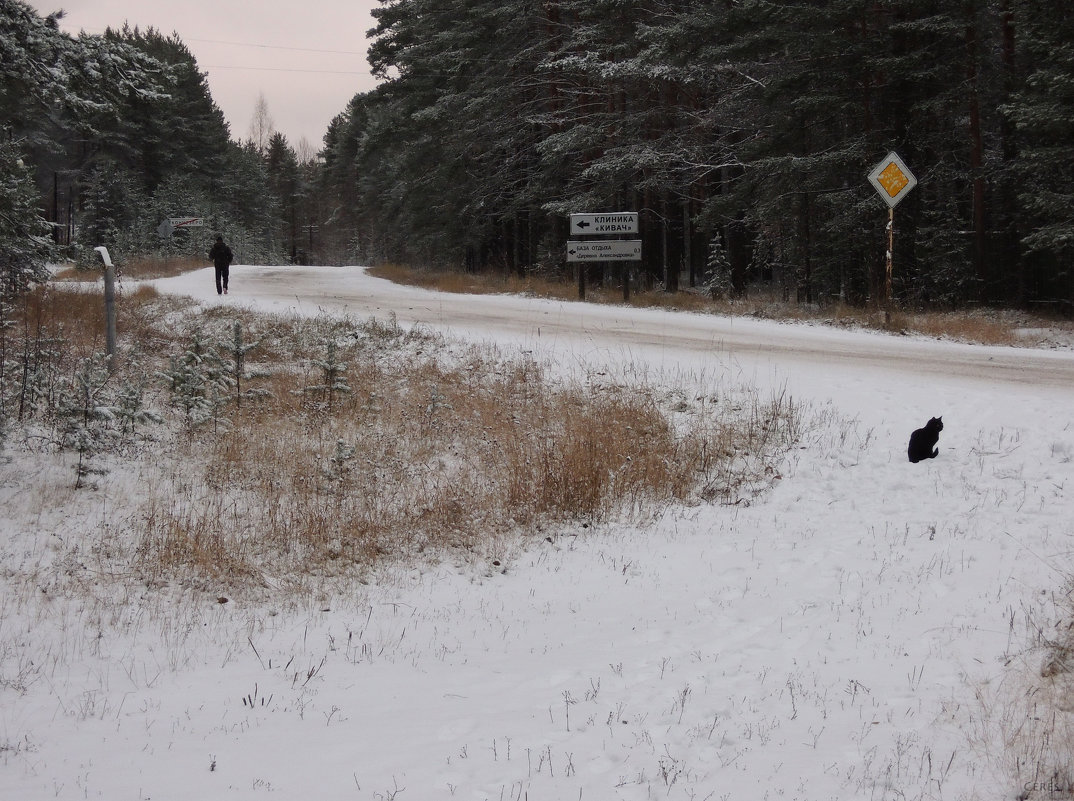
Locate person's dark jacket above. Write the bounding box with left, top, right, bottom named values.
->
left=209, top=240, right=233, bottom=269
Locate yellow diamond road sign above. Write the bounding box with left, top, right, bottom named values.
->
left=868, top=151, right=917, bottom=208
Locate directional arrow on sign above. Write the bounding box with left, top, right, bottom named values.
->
left=570, top=212, right=639, bottom=235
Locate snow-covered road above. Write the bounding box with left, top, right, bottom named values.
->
left=198, top=264, right=1074, bottom=390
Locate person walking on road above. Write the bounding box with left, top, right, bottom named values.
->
left=208, top=234, right=233, bottom=295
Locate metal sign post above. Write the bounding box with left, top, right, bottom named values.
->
left=567, top=212, right=642, bottom=300
left=93, top=246, right=117, bottom=371
left=867, top=152, right=918, bottom=314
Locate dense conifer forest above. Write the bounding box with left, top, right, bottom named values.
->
left=3, top=0, right=1073, bottom=310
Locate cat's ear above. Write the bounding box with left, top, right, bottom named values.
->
left=937, top=416, right=942, bottom=422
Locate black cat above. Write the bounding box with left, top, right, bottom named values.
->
left=907, top=416, right=943, bottom=463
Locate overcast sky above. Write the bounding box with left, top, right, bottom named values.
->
left=27, top=0, right=383, bottom=151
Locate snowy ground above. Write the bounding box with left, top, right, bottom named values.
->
left=2, top=264, right=1074, bottom=800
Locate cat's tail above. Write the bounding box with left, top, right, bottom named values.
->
left=907, top=448, right=940, bottom=463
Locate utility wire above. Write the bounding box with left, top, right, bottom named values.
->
left=185, top=36, right=367, bottom=56
left=203, top=65, right=374, bottom=76
left=61, top=24, right=370, bottom=58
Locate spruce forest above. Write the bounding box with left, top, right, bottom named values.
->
left=2, top=0, right=1073, bottom=311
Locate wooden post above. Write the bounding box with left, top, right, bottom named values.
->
left=884, top=207, right=894, bottom=322
left=868, top=152, right=916, bottom=314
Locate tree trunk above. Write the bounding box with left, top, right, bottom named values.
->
left=679, top=198, right=690, bottom=294
left=966, top=4, right=988, bottom=301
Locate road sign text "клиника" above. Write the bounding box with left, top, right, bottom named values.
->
left=570, top=212, right=639, bottom=234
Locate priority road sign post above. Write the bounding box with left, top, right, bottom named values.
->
left=867, top=152, right=917, bottom=209
left=867, top=152, right=917, bottom=314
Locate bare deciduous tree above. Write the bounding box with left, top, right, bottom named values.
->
left=248, top=92, right=275, bottom=155
left=295, top=136, right=317, bottom=166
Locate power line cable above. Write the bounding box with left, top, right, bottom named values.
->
left=57, top=22, right=371, bottom=58
left=186, top=36, right=368, bottom=56
left=204, top=65, right=375, bottom=76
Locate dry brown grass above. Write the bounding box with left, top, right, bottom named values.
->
left=893, top=310, right=1019, bottom=346
left=51, top=255, right=204, bottom=282
left=370, top=265, right=1072, bottom=346
left=100, top=303, right=805, bottom=591
left=137, top=349, right=799, bottom=588
left=5, top=279, right=804, bottom=594
left=124, top=256, right=206, bottom=280
left=971, top=587, right=1074, bottom=800
left=4, top=285, right=109, bottom=355
left=369, top=263, right=582, bottom=301
left=9, top=280, right=188, bottom=360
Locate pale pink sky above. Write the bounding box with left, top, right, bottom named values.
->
left=27, top=0, right=383, bottom=151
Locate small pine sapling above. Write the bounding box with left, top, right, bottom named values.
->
left=199, top=340, right=233, bottom=431
left=324, top=438, right=358, bottom=501
left=226, top=321, right=271, bottom=407
left=703, top=234, right=733, bottom=299
left=325, top=438, right=356, bottom=480
left=421, top=385, right=453, bottom=433
left=158, top=338, right=208, bottom=425
left=114, top=358, right=163, bottom=435
left=53, top=354, right=119, bottom=487
left=16, top=322, right=65, bottom=422
left=301, top=338, right=351, bottom=413
left=158, top=330, right=234, bottom=431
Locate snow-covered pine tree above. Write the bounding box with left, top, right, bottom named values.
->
left=301, top=338, right=350, bottom=413
left=158, top=330, right=233, bottom=431
left=1004, top=0, right=1074, bottom=299
left=13, top=321, right=64, bottom=423
left=197, top=337, right=232, bottom=433
left=52, top=354, right=119, bottom=487
left=323, top=437, right=357, bottom=484
left=114, top=358, right=163, bottom=435
left=226, top=321, right=271, bottom=408
left=703, top=234, right=734, bottom=299
left=78, top=158, right=144, bottom=261
left=0, top=138, right=51, bottom=299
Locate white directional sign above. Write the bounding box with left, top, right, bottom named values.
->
left=867, top=152, right=917, bottom=208
left=157, top=217, right=205, bottom=237
left=566, top=239, right=642, bottom=262
left=170, top=217, right=204, bottom=228
left=570, top=212, right=639, bottom=235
